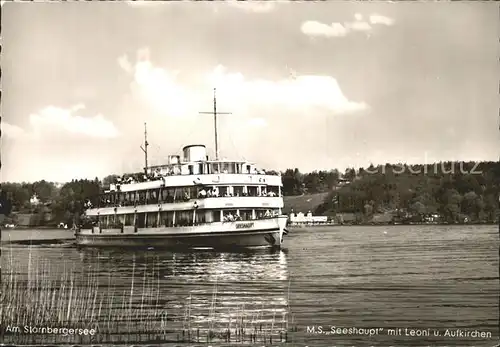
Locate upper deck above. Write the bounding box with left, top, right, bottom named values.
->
left=107, top=144, right=282, bottom=194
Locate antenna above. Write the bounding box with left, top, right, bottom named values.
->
left=199, top=88, right=231, bottom=160
left=140, top=122, right=149, bottom=174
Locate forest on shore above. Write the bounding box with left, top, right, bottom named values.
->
left=1, top=161, right=499, bottom=226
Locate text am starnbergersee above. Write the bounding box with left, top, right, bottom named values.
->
left=5, top=325, right=97, bottom=336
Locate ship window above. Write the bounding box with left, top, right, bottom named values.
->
left=176, top=210, right=192, bottom=226
left=125, top=214, right=134, bottom=226
left=236, top=163, right=241, bottom=174
left=212, top=210, right=221, bottom=222
left=247, top=186, right=258, bottom=197
left=99, top=215, right=106, bottom=226
left=239, top=209, right=252, bottom=221
left=225, top=209, right=237, bottom=215
left=118, top=214, right=125, bottom=225
left=199, top=163, right=204, bottom=174
left=246, top=165, right=251, bottom=173
left=188, top=165, right=194, bottom=175
left=211, top=163, right=220, bottom=173
left=188, top=186, right=197, bottom=199
left=233, top=186, right=244, bottom=197
left=160, top=188, right=175, bottom=203
left=146, top=212, right=157, bottom=228
left=174, top=188, right=184, bottom=201
left=255, top=209, right=266, bottom=219
left=160, top=211, right=174, bottom=227
left=195, top=210, right=206, bottom=224
left=136, top=213, right=145, bottom=228
left=222, top=163, right=229, bottom=173
left=219, top=186, right=228, bottom=197
left=267, top=186, right=279, bottom=197
left=227, top=163, right=236, bottom=174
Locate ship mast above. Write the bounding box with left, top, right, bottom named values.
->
left=199, top=88, right=231, bottom=160
left=140, top=122, right=149, bottom=174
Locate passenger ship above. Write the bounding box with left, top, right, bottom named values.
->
left=76, top=89, right=288, bottom=249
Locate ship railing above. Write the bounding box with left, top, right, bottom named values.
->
left=109, top=170, right=281, bottom=186
left=92, top=193, right=281, bottom=209
left=91, top=215, right=280, bottom=230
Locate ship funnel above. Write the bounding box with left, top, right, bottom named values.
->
left=183, top=145, right=207, bottom=162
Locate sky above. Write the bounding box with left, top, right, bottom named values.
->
left=1, top=1, right=499, bottom=183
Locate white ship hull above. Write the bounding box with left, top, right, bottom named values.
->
left=75, top=216, right=288, bottom=249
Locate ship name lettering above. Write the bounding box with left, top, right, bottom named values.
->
left=236, top=222, right=254, bottom=229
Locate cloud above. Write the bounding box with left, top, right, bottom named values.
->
left=119, top=49, right=367, bottom=120
left=117, top=54, right=133, bottom=73
left=29, top=104, right=119, bottom=138
left=301, top=21, right=348, bottom=38
left=345, top=21, right=372, bottom=32
left=369, top=14, right=395, bottom=26
left=301, top=13, right=394, bottom=38
left=226, top=1, right=276, bottom=13
left=207, top=65, right=367, bottom=113
left=2, top=122, right=27, bottom=139
left=119, top=48, right=190, bottom=117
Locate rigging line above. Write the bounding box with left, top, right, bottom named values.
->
left=148, top=145, right=163, bottom=165
left=174, top=118, right=199, bottom=156
left=224, top=119, right=247, bottom=162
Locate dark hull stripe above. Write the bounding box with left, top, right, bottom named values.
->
left=76, top=229, right=282, bottom=248
left=76, top=227, right=280, bottom=239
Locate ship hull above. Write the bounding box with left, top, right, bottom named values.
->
left=75, top=217, right=287, bottom=249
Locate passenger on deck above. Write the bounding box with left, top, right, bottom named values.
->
left=268, top=191, right=276, bottom=197
left=264, top=210, right=271, bottom=218
left=183, top=192, right=190, bottom=201
left=212, top=187, right=219, bottom=197
left=227, top=213, right=234, bottom=222
left=198, top=189, right=207, bottom=198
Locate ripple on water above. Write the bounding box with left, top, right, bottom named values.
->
left=1, top=225, right=498, bottom=346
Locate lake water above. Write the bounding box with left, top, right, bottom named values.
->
left=1, top=225, right=498, bottom=346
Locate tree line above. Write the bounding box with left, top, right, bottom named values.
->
left=1, top=161, right=499, bottom=225
left=281, top=162, right=500, bottom=224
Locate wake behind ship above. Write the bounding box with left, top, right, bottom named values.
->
left=76, top=89, right=288, bottom=249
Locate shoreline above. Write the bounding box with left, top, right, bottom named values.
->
left=3, top=221, right=498, bottom=231
left=288, top=221, right=498, bottom=228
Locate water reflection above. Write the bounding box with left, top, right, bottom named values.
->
left=77, top=247, right=290, bottom=327
left=2, top=243, right=291, bottom=344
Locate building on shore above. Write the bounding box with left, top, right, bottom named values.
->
left=288, top=211, right=329, bottom=226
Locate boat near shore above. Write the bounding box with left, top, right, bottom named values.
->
left=75, top=89, right=288, bottom=249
